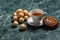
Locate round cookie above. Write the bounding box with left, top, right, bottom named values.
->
left=43, top=16, right=58, bottom=29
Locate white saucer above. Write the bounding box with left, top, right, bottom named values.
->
left=27, top=17, right=43, bottom=26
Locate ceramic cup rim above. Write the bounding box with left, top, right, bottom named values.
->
left=30, top=9, right=44, bottom=16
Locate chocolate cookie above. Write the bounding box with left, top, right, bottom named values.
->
left=43, top=16, right=58, bottom=29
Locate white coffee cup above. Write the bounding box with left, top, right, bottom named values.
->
left=30, top=9, right=45, bottom=24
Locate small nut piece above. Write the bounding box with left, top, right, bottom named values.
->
left=13, top=16, right=18, bottom=21
left=24, top=16, right=28, bottom=20
left=13, top=21, right=18, bottom=26
left=24, top=10, right=29, bottom=13
left=20, top=24, right=26, bottom=30
left=23, top=10, right=30, bottom=17
left=24, top=10, right=29, bottom=15
left=13, top=12, right=17, bottom=16
left=16, top=8, right=23, bottom=13
left=18, top=13, right=24, bottom=17
left=19, top=17, right=24, bottom=23
left=27, top=13, right=30, bottom=17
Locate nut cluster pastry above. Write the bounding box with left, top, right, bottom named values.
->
left=12, top=8, right=30, bottom=27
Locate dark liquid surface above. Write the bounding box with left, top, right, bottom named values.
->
left=32, top=13, right=42, bottom=16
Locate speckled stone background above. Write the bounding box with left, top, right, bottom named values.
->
left=0, top=0, right=60, bottom=40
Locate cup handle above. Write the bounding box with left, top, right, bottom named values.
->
left=42, top=12, right=48, bottom=17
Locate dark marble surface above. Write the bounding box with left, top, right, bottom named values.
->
left=0, top=0, right=60, bottom=40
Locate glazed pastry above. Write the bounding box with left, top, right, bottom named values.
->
left=43, top=16, right=58, bottom=29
